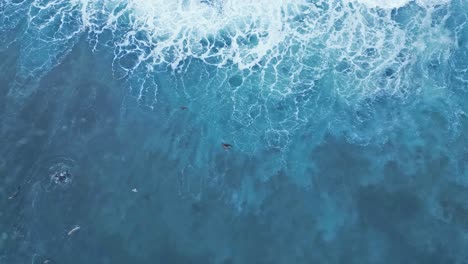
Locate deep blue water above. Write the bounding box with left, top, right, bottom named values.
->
left=1, top=0, right=467, bottom=263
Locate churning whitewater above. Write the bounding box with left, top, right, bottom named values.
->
left=2, top=0, right=464, bottom=150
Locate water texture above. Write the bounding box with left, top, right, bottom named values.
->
left=0, top=0, right=467, bottom=263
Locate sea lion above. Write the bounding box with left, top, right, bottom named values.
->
left=222, top=143, right=232, bottom=150
left=8, top=186, right=21, bottom=200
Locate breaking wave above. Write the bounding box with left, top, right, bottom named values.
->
left=1, top=0, right=466, bottom=151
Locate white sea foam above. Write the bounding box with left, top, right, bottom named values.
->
left=3, top=0, right=455, bottom=103
left=82, top=0, right=304, bottom=70
left=351, top=0, right=450, bottom=9
left=351, top=0, right=412, bottom=9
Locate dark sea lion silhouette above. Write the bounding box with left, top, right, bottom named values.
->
left=222, top=143, right=232, bottom=150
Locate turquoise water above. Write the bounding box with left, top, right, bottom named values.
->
left=0, top=0, right=467, bottom=263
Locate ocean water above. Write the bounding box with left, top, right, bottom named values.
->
left=0, top=0, right=467, bottom=263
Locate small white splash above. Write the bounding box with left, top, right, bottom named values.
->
left=67, top=225, right=80, bottom=236
left=131, top=188, right=138, bottom=193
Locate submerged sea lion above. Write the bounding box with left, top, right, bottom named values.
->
left=8, top=186, right=21, bottom=200
left=222, top=143, right=232, bottom=150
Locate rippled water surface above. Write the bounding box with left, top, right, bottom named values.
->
left=1, top=0, right=467, bottom=263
